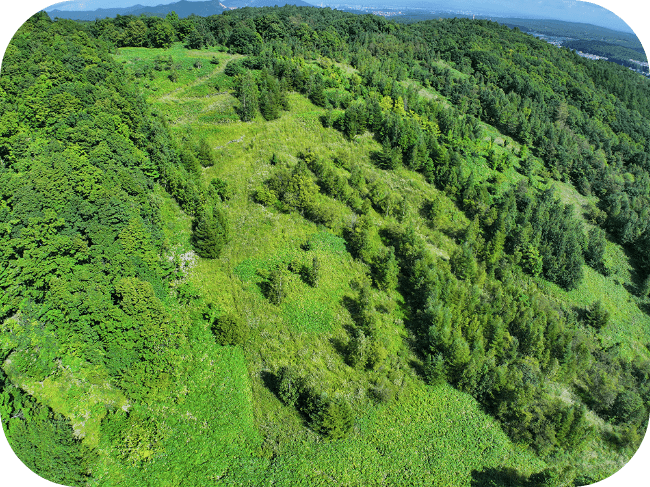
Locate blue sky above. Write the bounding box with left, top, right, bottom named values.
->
left=45, top=0, right=634, bottom=32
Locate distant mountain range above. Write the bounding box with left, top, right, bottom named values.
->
left=46, top=0, right=313, bottom=20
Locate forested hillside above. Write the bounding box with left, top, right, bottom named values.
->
left=2, top=7, right=650, bottom=486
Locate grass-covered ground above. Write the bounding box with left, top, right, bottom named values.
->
left=102, top=42, right=650, bottom=484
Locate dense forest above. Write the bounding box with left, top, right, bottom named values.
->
left=1, top=6, right=650, bottom=486
left=562, top=39, right=647, bottom=71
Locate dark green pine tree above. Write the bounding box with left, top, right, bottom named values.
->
left=306, top=256, right=320, bottom=288
left=309, top=76, right=327, bottom=108
left=585, top=227, right=607, bottom=269
left=237, top=70, right=259, bottom=122
left=259, top=89, right=280, bottom=121
left=191, top=207, right=229, bottom=259
left=277, top=366, right=300, bottom=407
left=372, top=246, right=399, bottom=292
left=196, top=139, right=216, bottom=167
left=211, top=312, right=248, bottom=346
left=267, top=265, right=287, bottom=305
left=424, top=353, right=447, bottom=387
left=641, top=274, right=650, bottom=298
left=314, top=397, right=354, bottom=440
left=585, top=300, right=610, bottom=330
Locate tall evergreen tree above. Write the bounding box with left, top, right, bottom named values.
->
left=191, top=206, right=229, bottom=259
left=237, top=70, right=259, bottom=122
left=196, top=139, right=216, bottom=167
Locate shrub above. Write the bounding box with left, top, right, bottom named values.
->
left=211, top=313, right=248, bottom=346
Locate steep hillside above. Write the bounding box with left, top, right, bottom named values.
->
left=2, top=7, right=650, bottom=486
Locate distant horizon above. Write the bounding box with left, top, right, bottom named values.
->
left=45, top=0, right=635, bottom=34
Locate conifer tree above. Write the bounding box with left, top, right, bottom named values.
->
left=424, top=353, right=447, bottom=386
left=309, top=77, right=326, bottom=107
left=196, top=139, right=216, bottom=167
left=372, top=246, right=399, bottom=292
left=277, top=366, right=300, bottom=407
left=306, top=256, right=320, bottom=288
left=267, top=266, right=287, bottom=305
left=237, top=70, right=259, bottom=122
left=313, top=397, right=354, bottom=440
left=347, top=328, right=369, bottom=369
left=191, top=206, right=229, bottom=259
left=585, top=300, right=610, bottom=330
left=641, top=274, right=650, bottom=298
left=212, top=313, right=248, bottom=346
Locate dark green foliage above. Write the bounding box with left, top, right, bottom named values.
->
left=191, top=207, right=229, bottom=259
left=309, top=77, right=327, bottom=108
left=311, top=397, right=354, bottom=440
left=613, top=390, right=646, bottom=424
left=585, top=300, right=610, bottom=330
left=304, top=256, right=320, bottom=288
left=347, top=328, right=369, bottom=369
left=209, top=177, right=232, bottom=201
left=212, top=313, right=248, bottom=346
left=196, top=139, right=216, bottom=167
left=585, top=227, right=607, bottom=270
left=0, top=380, right=94, bottom=486
left=639, top=274, right=650, bottom=297
left=372, top=246, right=399, bottom=292
left=224, top=59, right=246, bottom=77
left=6, top=7, right=650, bottom=483
left=277, top=366, right=300, bottom=407
left=184, top=29, right=205, bottom=50
left=236, top=70, right=259, bottom=122
left=423, top=353, right=447, bottom=387
left=450, top=243, right=478, bottom=281
left=266, top=266, right=288, bottom=305
left=180, top=146, right=202, bottom=175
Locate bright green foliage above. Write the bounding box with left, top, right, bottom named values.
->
left=521, top=244, right=543, bottom=277
left=209, top=177, right=232, bottom=201
left=191, top=206, right=229, bottom=259
left=212, top=313, right=249, bottom=346
left=5, top=6, right=650, bottom=486
left=149, top=21, right=175, bottom=49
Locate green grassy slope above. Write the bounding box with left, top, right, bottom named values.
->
left=112, top=43, right=549, bottom=484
